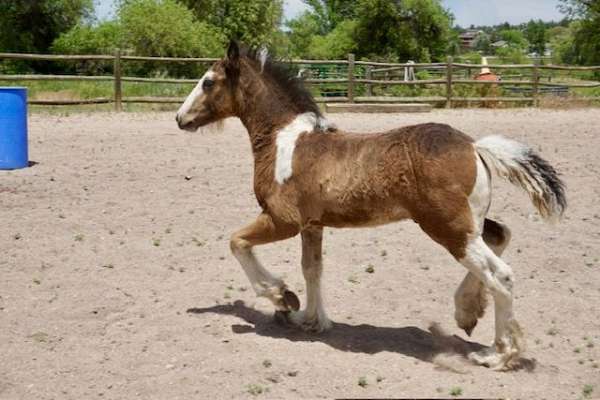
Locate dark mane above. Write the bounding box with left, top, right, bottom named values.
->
left=242, top=47, right=322, bottom=118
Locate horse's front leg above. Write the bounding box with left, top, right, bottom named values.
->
left=230, top=213, right=300, bottom=312
left=285, top=227, right=332, bottom=333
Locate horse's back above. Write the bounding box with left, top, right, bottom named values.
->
left=292, top=122, right=478, bottom=230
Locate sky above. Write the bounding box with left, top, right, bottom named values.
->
left=95, top=0, right=565, bottom=26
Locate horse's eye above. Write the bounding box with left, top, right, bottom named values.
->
left=202, top=79, right=215, bottom=90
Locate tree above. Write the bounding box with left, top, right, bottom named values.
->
left=53, top=0, right=226, bottom=76
left=353, top=0, right=451, bottom=61
left=52, top=21, right=123, bottom=55
left=548, top=24, right=578, bottom=64
left=0, top=0, right=93, bottom=53
left=525, top=20, right=547, bottom=56
left=118, top=0, right=225, bottom=58
left=558, top=0, right=600, bottom=65
left=51, top=21, right=122, bottom=74
left=473, top=32, right=491, bottom=54
left=301, top=0, right=357, bottom=34
left=177, top=0, right=283, bottom=47
left=559, top=0, right=600, bottom=18
left=498, top=29, right=528, bottom=49
left=496, top=46, right=526, bottom=64
left=286, top=12, right=322, bottom=57
left=446, top=30, right=462, bottom=56
left=353, top=0, right=407, bottom=59
left=307, top=20, right=357, bottom=59
left=404, top=0, right=453, bottom=60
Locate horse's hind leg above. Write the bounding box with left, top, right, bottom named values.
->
left=455, top=219, right=511, bottom=335
left=459, top=235, right=524, bottom=369
left=482, top=218, right=511, bottom=255
left=230, top=213, right=300, bottom=312
left=285, top=227, right=332, bottom=332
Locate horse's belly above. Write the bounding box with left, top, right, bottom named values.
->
left=317, top=203, right=411, bottom=228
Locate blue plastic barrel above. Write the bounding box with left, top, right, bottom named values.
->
left=0, top=87, right=29, bottom=169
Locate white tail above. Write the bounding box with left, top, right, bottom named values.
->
left=475, top=135, right=566, bottom=222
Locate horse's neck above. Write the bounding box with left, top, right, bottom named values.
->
left=238, top=89, right=299, bottom=156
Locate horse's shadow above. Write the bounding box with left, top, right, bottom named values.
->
left=187, top=300, right=535, bottom=371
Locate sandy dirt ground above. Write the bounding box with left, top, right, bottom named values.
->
left=1, top=109, right=599, bottom=399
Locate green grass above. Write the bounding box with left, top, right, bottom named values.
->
left=0, top=79, right=192, bottom=113
left=450, top=386, right=463, bottom=396
left=0, top=79, right=194, bottom=99
left=583, top=384, right=594, bottom=398
left=2, top=65, right=599, bottom=114
left=357, top=376, right=368, bottom=388
left=246, top=384, right=266, bottom=396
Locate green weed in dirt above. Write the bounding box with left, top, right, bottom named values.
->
left=357, top=376, right=368, bottom=388
left=246, top=384, right=266, bottom=396
left=583, top=384, right=594, bottom=398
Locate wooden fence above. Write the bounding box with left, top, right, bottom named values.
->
left=1, top=51, right=600, bottom=111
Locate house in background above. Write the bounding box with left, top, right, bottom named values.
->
left=491, top=40, right=508, bottom=50
left=459, top=30, right=484, bottom=49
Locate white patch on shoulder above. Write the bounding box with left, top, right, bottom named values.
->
left=274, top=112, right=318, bottom=184
left=176, top=69, right=215, bottom=120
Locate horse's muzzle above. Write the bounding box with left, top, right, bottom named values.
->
left=175, top=114, right=195, bottom=131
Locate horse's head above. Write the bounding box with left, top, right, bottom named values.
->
left=176, top=40, right=322, bottom=134
left=175, top=41, right=243, bottom=132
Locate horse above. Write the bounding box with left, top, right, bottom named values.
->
left=175, top=41, right=566, bottom=370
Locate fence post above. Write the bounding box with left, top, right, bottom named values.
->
left=347, top=53, right=355, bottom=103
left=114, top=48, right=122, bottom=112
left=532, top=58, right=540, bottom=107
left=446, top=56, right=453, bottom=108
left=365, top=65, right=373, bottom=97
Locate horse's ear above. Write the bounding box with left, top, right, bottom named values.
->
left=225, top=40, right=240, bottom=80
left=258, top=46, right=268, bottom=73
left=227, top=40, right=240, bottom=62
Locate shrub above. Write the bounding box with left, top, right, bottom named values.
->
left=52, top=0, right=227, bottom=78
left=496, top=47, right=527, bottom=64
left=51, top=21, right=122, bottom=74
left=308, top=20, right=357, bottom=59
left=118, top=0, right=226, bottom=77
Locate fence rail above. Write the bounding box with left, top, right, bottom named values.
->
left=1, top=51, right=599, bottom=110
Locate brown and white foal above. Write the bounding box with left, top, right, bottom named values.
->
left=176, top=42, right=566, bottom=370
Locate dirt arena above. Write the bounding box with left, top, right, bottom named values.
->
left=1, top=109, right=599, bottom=399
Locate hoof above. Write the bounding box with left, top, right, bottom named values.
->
left=468, top=346, right=519, bottom=370
left=273, top=310, right=332, bottom=333
left=456, top=311, right=479, bottom=337
left=468, top=348, right=505, bottom=369
left=282, top=289, right=300, bottom=311
left=267, top=287, right=300, bottom=312
left=461, top=320, right=477, bottom=337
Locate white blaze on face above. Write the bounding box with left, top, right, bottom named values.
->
left=274, top=112, right=318, bottom=184
left=176, top=69, right=215, bottom=123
